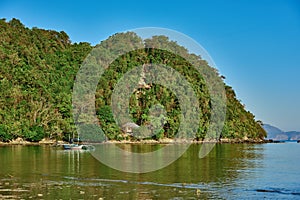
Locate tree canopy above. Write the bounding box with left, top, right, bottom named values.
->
left=0, top=19, right=266, bottom=142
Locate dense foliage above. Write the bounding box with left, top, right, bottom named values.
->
left=0, top=18, right=91, bottom=141
left=0, top=19, right=266, bottom=142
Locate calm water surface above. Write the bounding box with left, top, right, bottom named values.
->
left=0, top=143, right=299, bottom=199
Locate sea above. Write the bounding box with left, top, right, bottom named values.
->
left=0, top=142, right=299, bottom=199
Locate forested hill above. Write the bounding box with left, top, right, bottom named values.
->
left=0, top=18, right=266, bottom=142
left=0, top=18, right=92, bottom=142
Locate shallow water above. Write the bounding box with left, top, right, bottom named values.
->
left=0, top=143, right=299, bottom=199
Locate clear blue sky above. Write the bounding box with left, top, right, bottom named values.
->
left=1, top=0, right=299, bottom=131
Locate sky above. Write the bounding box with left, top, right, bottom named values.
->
left=1, top=0, right=300, bottom=131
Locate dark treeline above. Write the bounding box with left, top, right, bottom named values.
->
left=0, top=18, right=266, bottom=142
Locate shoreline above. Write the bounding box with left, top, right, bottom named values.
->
left=0, top=137, right=270, bottom=146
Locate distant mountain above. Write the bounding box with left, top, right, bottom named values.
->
left=263, top=124, right=300, bottom=141
left=263, top=124, right=285, bottom=139
left=285, top=131, right=300, bottom=140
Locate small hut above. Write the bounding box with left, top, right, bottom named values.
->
left=122, top=122, right=139, bottom=135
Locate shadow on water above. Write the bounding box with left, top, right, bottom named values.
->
left=0, top=143, right=273, bottom=199
left=256, top=188, right=300, bottom=196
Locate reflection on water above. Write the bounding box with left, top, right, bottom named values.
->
left=0, top=143, right=299, bottom=199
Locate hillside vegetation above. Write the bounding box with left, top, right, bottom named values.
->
left=0, top=19, right=266, bottom=142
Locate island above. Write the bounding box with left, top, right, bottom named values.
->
left=0, top=18, right=266, bottom=144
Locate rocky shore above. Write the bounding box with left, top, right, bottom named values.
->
left=0, top=137, right=268, bottom=145
left=0, top=138, right=57, bottom=145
